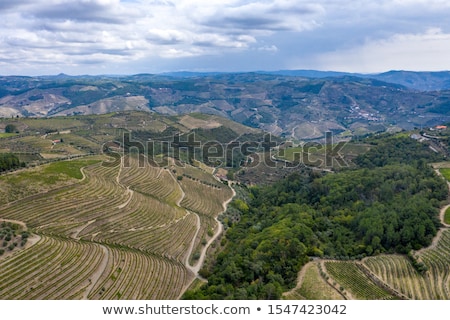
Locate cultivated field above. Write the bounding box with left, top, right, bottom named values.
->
left=0, top=153, right=234, bottom=299
left=363, top=229, right=450, bottom=300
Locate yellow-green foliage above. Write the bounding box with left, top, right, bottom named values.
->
left=0, top=157, right=101, bottom=205
left=445, top=207, right=450, bottom=224
left=440, top=168, right=450, bottom=181
left=0, top=133, right=17, bottom=138
left=285, top=262, right=344, bottom=300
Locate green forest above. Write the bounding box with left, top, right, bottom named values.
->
left=183, top=136, right=448, bottom=299
left=0, top=153, right=23, bottom=173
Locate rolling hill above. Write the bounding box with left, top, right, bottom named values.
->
left=1, top=72, right=450, bottom=141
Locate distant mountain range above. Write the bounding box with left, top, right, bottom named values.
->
left=1, top=70, right=450, bottom=140
left=164, top=70, right=450, bottom=91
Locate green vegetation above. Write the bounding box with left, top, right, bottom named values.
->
left=355, top=134, right=445, bottom=167
left=0, top=222, right=26, bottom=256
left=0, top=153, right=24, bottom=172
left=0, top=133, right=17, bottom=138
left=184, top=135, right=447, bottom=299
left=276, top=142, right=370, bottom=168
left=4, top=124, right=18, bottom=133
left=0, top=157, right=103, bottom=205
left=324, top=261, right=394, bottom=299
left=284, top=262, right=344, bottom=300
left=445, top=207, right=450, bottom=225
left=439, top=168, right=450, bottom=181
left=41, top=158, right=100, bottom=179
left=3, top=158, right=99, bottom=185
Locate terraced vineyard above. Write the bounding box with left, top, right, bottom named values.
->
left=87, top=246, right=189, bottom=300
left=0, top=154, right=234, bottom=299
left=291, top=230, right=450, bottom=300
left=364, top=230, right=450, bottom=299
left=120, top=156, right=182, bottom=205
left=324, top=261, right=395, bottom=300
left=284, top=262, right=345, bottom=300
left=0, top=235, right=105, bottom=299
left=176, top=165, right=234, bottom=263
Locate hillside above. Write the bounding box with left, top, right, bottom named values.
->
left=263, top=70, right=450, bottom=91
left=1, top=113, right=450, bottom=300
left=0, top=112, right=243, bottom=299
left=184, top=131, right=450, bottom=300
left=1, top=72, right=450, bottom=141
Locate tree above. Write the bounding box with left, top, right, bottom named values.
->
left=4, top=124, right=18, bottom=133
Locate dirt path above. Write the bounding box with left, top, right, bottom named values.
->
left=184, top=212, right=201, bottom=274
left=79, top=166, right=87, bottom=182
left=191, top=184, right=237, bottom=273
left=415, top=177, right=450, bottom=254
left=117, top=187, right=134, bottom=209
left=177, top=181, right=236, bottom=299
left=167, top=167, right=186, bottom=207
left=82, top=244, right=109, bottom=299
left=113, top=156, right=135, bottom=209
left=283, top=261, right=313, bottom=297
left=71, top=219, right=97, bottom=240
left=167, top=165, right=200, bottom=276
left=0, top=218, right=28, bottom=230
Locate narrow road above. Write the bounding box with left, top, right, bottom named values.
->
left=190, top=185, right=236, bottom=275
left=440, top=204, right=450, bottom=228
left=82, top=244, right=109, bottom=299
left=283, top=261, right=312, bottom=297
left=177, top=180, right=236, bottom=299
left=0, top=218, right=28, bottom=230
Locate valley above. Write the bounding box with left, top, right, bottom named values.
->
left=0, top=76, right=450, bottom=300
left=1, top=71, right=450, bottom=142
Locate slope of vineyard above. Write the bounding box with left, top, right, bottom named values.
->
left=364, top=230, right=450, bottom=299
left=175, top=164, right=234, bottom=264
left=0, top=235, right=105, bottom=299
left=120, top=156, right=182, bottom=206
left=324, top=261, right=395, bottom=300
left=284, top=262, right=345, bottom=300
left=88, top=246, right=190, bottom=300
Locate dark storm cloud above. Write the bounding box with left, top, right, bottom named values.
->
left=198, top=1, right=323, bottom=32
left=207, top=16, right=286, bottom=31
left=30, top=0, right=126, bottom=24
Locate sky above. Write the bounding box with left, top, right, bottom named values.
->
left=1, top=0, right=450, bottom=75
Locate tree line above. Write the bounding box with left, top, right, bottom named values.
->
left=0, top=153, right=24, bottom=173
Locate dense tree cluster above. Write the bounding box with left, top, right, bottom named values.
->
left=0, top=153, right=23, bottom=172
left=354, top=134, right=444, bottom=168
left=184, top=135, right=448, bottom=299
left=4, top=124, right=18, bottom=133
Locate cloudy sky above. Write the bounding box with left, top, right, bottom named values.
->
left=1, top=0, right=450, bottom=75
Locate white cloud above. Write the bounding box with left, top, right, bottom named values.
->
left=257, top=45, right=278, bottom=52
left=1, top=0, right=450, bottom=74
left=316, top=28, right=450, bottom=72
